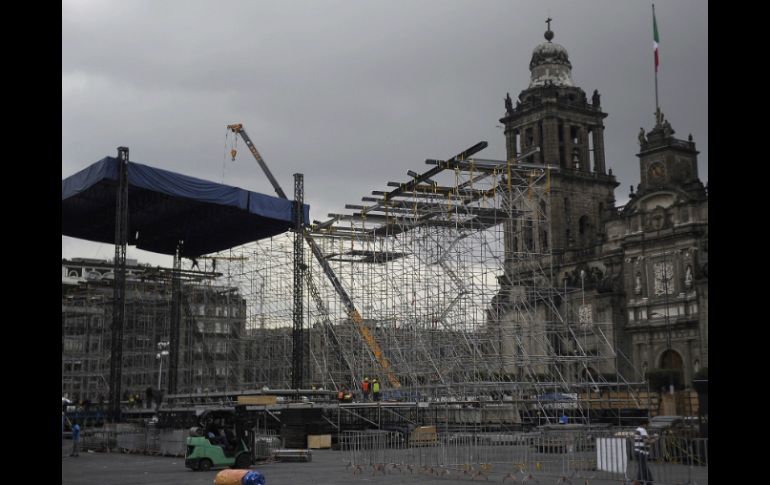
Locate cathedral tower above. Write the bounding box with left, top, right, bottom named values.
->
left=500, top=22, right=618, bottom=255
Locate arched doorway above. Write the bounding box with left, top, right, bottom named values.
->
left=660, top=349, right=683, bottom=370
left=659, top=349, right=685, bottom=391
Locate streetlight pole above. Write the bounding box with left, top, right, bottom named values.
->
left=157, top=353, right=163, bottom=390
left=157, top=341, right=169, bottom=392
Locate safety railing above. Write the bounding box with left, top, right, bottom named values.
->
left=78, top=425, right=190, bottom=457
left=340, top=428, right=707, bottom=484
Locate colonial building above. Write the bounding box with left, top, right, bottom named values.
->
left=61, top=258, right=248, bottom=403
left=495, top=24, right=707, bottom=388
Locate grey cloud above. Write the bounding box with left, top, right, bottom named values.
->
left=63, top=0, right=707, bottom=265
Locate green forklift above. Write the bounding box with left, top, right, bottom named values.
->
left=185, top=409, right=253, bottom=471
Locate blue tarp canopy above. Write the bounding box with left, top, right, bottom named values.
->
left=62, top=157, right=309, bottom=258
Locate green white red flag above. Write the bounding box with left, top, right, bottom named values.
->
left=653, top=7, right=660, bottom=71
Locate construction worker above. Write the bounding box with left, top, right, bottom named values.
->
left=361, top=377, right=371, bottom=402
left=372, top=378, right=381, bottom=402
left=337, top=388, right=346, bottom=402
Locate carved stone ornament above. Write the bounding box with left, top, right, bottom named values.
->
left=653, top=261, right=675, bottom=296
left=578, top=304, right=593, bottom=324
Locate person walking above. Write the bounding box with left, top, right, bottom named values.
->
left=372, top=378, right=381, bottom=402
left=361, top=377, right=371, bottom=402
left=70, top=422, right=81, bottom=457
left=634, top=419, right=654, bottom=484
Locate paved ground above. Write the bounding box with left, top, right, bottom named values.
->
left=62, top=443, right=708, bottom=485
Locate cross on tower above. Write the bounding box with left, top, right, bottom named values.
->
left=546, top=17, right=552, bottom=30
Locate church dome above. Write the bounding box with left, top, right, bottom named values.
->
left=528, top=27, right=574, bottom=88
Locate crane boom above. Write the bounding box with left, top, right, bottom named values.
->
left=228, top=123, right=402, bottom=387
left=227, top=124, right=287, bottom=199
left=227, top=123, right=489, bottom=390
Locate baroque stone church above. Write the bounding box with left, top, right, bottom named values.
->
left=494, top=23, right=707, bottom=388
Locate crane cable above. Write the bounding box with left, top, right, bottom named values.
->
left=223, top=129, right=240, bottom=183
left=230, top=128, right=238, bottom=161
left=222, top=129, right=230, bottom=183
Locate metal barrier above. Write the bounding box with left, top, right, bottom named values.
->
left=642, top=435, right=708, bottom=485
left=340, top=428, right=708, bottom=484
left=252, top=429, right=281, bottom=461
left=80, top=425, right=282, bottom=462
left=79, top=425, right=188, bottom=457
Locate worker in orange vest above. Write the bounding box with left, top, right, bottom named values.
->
left=361, top=377, right=371, bottom=402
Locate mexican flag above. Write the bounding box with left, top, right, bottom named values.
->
left=653, top=7, right=660, bottom=71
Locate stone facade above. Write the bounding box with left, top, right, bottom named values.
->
left=495, top=27, right=707, bottom=388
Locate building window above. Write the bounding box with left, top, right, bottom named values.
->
left=578, top=215, right=590, bottom=234
left=537, top=121, right=544, bottom=163
left=578, top=215, right=593, bottom=245
left=524, top=219, right=533, bottom=251
left=64, top=338, right=85, bottom=353
left=634, top=272, right=643, bottom=295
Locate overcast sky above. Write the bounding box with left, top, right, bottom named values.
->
left=62, top=0, right=707, bottom=268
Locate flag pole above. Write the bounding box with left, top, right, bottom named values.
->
left=653, top=4, right=660, bottom=114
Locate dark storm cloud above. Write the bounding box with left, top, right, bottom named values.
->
left=63, top=0, right=707, bottom=265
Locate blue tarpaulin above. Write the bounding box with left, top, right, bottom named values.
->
left=62, top=157, right=309, bottom=257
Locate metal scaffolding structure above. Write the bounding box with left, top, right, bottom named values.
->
left=62, top=142, right=645, bottom=424
left=199, top=145, right=640, bottom=420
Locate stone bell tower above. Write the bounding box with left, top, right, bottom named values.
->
left=500, top=20, right=618, bottom=255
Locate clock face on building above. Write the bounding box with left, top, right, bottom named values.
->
left=648, top=162, right=665, bottom=183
